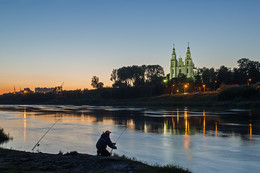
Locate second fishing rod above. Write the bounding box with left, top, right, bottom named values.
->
left=110, top=126, right=127, bottom=154
left=32, top=117, right=61, bottom=151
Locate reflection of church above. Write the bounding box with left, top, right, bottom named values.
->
left=170, top=44, right=198, bottom=79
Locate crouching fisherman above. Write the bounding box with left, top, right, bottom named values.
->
left=96, top=130, right=117, bottom=156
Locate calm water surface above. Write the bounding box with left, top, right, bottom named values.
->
left=0, top=105, right=259, bottom=173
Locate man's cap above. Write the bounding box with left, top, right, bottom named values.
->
left=105, top=130, right=111, bottom=134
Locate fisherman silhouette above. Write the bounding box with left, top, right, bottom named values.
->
left=96, top=130, right=117, bottom=156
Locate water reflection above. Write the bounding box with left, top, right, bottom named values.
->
left=250, top=123, right=252, bottom=140
left=23, top=106, right=27, bottom=149
left=0, top=105, right=259, bottom=173
left=0, top=105, right=259, bottom=147
left=3, top=106, right=256, bottom=141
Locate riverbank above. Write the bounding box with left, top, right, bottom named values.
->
left=1, top=93, right=260, bottom=108
left=0, top=148, right=190, bottom=173
left=1, top=85, right=259, bottom=108
left=87, top=93, right=260, bottom=108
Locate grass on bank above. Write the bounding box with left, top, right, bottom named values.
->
left=0, top=128, right=11, bottom=144
left=114, top=154, right=191, bottom=173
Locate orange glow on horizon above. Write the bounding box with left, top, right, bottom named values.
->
left=0, top=76, right=114, bottom=95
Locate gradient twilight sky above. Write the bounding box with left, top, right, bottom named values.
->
left=0, top=0, right=260, bottom=94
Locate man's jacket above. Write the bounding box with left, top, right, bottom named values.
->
left=96, top=133, right=117, bottom=150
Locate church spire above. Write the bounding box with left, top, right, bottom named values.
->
left=186, top=42, right=191, bottom=59
left=172, top=44, right=176, bottom=60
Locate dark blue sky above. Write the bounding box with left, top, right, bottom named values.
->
left=0, top=0, right=259, bottom=93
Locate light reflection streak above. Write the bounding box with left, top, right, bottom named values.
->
left=203, top=109, right=206, bottom=136
left=127, top=119, right=135, bottom=129
left=215, top=122, right=218, bottom=136
left=184, top=108, right=189, bottom=135
left=164, top=122, right=167, bottom=135
left=23, top=106, right=27, bottom=150
left=172, top=117, right=175, bottom=129
left=144, top=122, right=147, bottom=133
left=177, top=109, right=179, bottom=124
left=249, top=123, right=252, bottom=140
left=183, top=135, right=192, bottom=160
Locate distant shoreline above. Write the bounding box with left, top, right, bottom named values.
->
left=0, top=93, right=259, bottom=108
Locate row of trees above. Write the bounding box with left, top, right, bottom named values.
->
left=110, top=65, right=165, bottom=88
left=91, top=58, right=259, bottom=95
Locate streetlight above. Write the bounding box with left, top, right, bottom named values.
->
left=171, top=84, right=175, bottom=95
left=202, top=84, right=206, bottom=93
left=248, top=78, right=252, bottom=85
left=184, top=84, right=188, bottom=93
left=214, top=80, right=217, bottom=91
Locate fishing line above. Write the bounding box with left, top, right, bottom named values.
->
left=110, top=126, right=127, bottom=154
left=32, top=118, right=61, bottom=151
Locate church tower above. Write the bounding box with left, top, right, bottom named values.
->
left=185, top=44, right=194, bottom=78
left=170, top=45, right=177, bottom=79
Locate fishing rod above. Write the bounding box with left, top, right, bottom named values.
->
left=32, top=118, right=61, bottom=151
left=110, top=126, right=127, bottom=154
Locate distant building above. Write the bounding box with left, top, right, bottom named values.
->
left=170, top=45, right=198, bottom=79
left=23, top=88, right=33, bottom=94
left=35, top=86, right=63, bottom=94
left=35, top=87, right=55, bottom=94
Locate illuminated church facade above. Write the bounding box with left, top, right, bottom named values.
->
left=170, top=45, right=198, bottom=79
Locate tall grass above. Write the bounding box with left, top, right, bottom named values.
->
left=0, top=128, right=10, bottom=144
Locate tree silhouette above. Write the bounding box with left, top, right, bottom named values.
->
left=91, top=76, right=104, bottom=89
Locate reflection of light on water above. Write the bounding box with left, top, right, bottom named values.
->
left=81, top=113, right=84, bottom=121
left=184, top=108, right=189, bottom=135
left=144, top=122, right=147, bottom=133
left=215, top=122, right=218, bottom=136
left=177, top=109, right=179, bottom=124
left=172, top=118, right=176, bottom=135
left=183, top=135, right=192, bottom=160
left=172, top=118, right=175, bottom=129
left=183, top=108, right=191, bottom=159
left=143, top=122, right=151, bottom=133
left=203, top=109, right=206, bottom=136
left=23, top=106, right=27, bottom=150
left=127, top=119, right=135, bottom=129
left=249, top=123, right=252, bottom=140
left=102, top=118, right=115, bottom=125
left=164, top=122, right=168, bottom=135
left=84, top=115, right=97, bottom=123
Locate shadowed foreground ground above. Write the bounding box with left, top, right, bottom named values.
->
left=0, top=148, right=191, bottom=173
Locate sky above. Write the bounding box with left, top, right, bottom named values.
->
left=0, top=0, right=260, bottom=94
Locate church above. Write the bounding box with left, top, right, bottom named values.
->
left=170, top=44, right=198, bottom=79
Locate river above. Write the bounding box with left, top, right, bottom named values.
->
left=0, top=105, right=259, bottom=173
